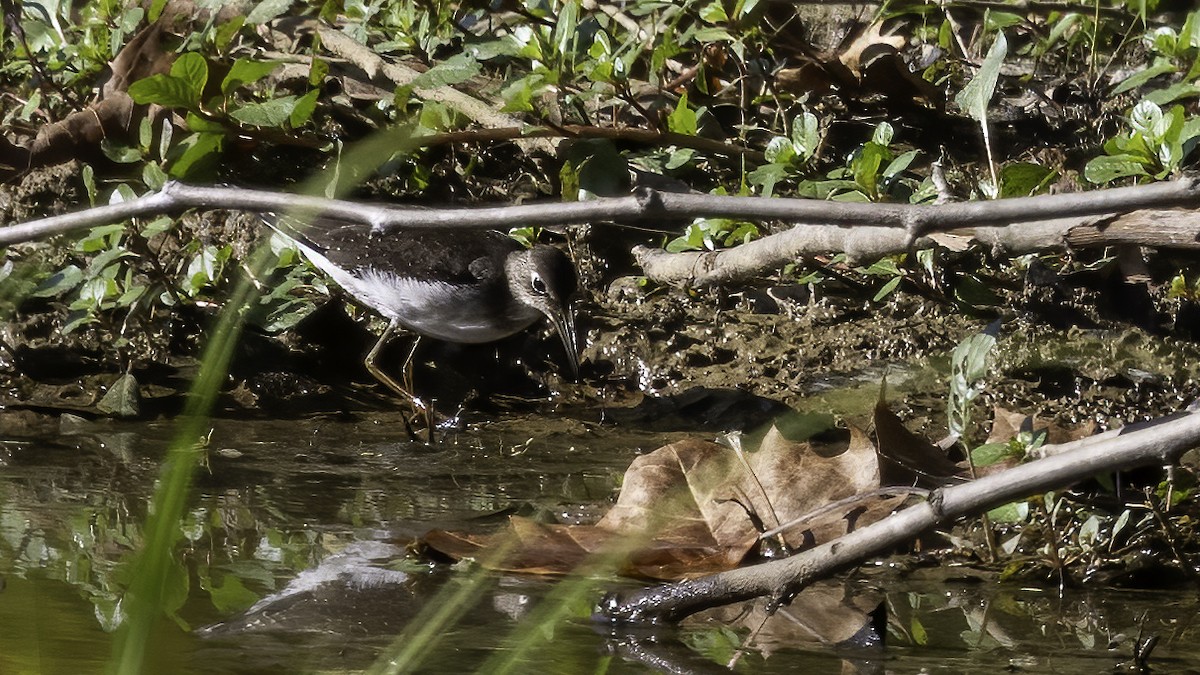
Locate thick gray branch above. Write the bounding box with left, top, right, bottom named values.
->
left=598, top=407, right=1200, bottom=624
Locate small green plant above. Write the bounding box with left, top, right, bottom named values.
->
left=128, top=53, right=320, bottom=180
left=1113, top=11, right=1200, bottom=104
left=666, top=216, right=759, bottom=252
left=797, top=122, right=920, bottom=202
left=747, top=110, right=822, bottom=197
left=948, top=329, right=998, bottom=450
left=1084, top=99, right=1200, bottom=184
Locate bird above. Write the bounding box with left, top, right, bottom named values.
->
left=266, top=215, right=579, bottom=408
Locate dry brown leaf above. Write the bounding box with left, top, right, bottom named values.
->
left=423, top=417, right=920, bottom=579
left=837, top=21, right=906, bottom=76
left=874, top=400, right=961, bottom=487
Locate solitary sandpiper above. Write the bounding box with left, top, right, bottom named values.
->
left=268, top=215, right=579, bottom=406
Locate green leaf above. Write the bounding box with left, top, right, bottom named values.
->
left=987, top=500, right=1030, bottom=523
left=228, top=96, right=298, bottom=127
left=98, top=372, right=140, bottom=418
left=747, top=163, right=788, bottom=197
left=871, top=121, right=894, bottom=146
left=142, top=162, right=169, bottom=190
left=853, top=142, right=889, bottom=198
left=1083, top=154, right=1150, bottom=184
left=955, top=32, right=1007, bottom=122
left=169, top=132, right=225, bottom=180
left=791, top=111, right=820, bottom=160
left=665, top=147, right=694, bottom=170
left=953, top=331, right=997, bottom=384
left=1112, top=61, right=1177, bottom=95
left=1144, top=82, right=1200, bottom=105
left=873, top=275, right=903, bottom=302
left=214, top=15, right=246, bottom=52
left=170, top=52, right=209, bottom=101
left=221, top=58, right=281, bottom=94
left=30, top=265, right=83, bottom=298
left=552, top=0, right=579, bottom=58
left=763, top=136, right=795, bottom=164
left=883, top=149, right=920, bottom=179
left=700, top=0, right=729, bottom=23
left=289, top=89, right=319, bottom=127
left=409, top=53, right=482, bottom=89
left=245, top=0, right=292, bottom=25
left=186, top=111, right=226, bottom=133
left=100, top=139, right=141, bottom=164
left=999, top=161, right=1056, bottom=197
left=206, top=573, right=260, bottom=614
left=128, top=74, right=200, bottom=108
left=668, top=91, right=698, bottom=135
left=971, top=441, right=1020, bottom=467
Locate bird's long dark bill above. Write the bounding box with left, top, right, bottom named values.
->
left=550, top=308, right=580, bottom=379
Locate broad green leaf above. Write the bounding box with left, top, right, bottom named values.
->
left=245, top=0, right=292, bottom=25
left=169, top=132, right=225, bottom=180
left=883, top=149, right=920, bottom=179
left=170, top=52, right=209, bottom=102
left=206, top=574, right=260, bottom=614
left=971, top=441, right=1020, bottom=467
left=987, top=500, right=1029, bottom=523
left=128, top=74, right=200, bottom=108
left=185, top=111, right=224, bottom=133
left=668, top=91, right=698, bottom=135
left=955, top=32, right=1007, bottom=122
left=700, top=0, right=728, bottom=23
left=791, top=111, right=820, bottom=159
left=289, top=89, right=319, bottom=127
left=747, top=162, right=788, bottom=197
left=214, top=15, right=246, bottom=52
left=30, top=265, right=83, bottom=298
left=953, top=331, right=996, bottom=384
left=100, top=139, right=141, bottom=163
left=228, top=96, right=298, bottom=127
left=763, top=136, right=795, bottom=164
left=553, top=0, right=579, bottom=58
left=221, top=58, right=281, bottom=94
left=1145, top=82, right=1200, bottom=105
left=410, top=53, right=482, bottom=89
left=871, top=121, right=894, bottom=146
left=1129, top=99, right=1165, bottom=139
left=1112, top=61, right=1177, bottom=95
left=873, top=275, right=902, bottom=302
left=1083, top=154, right=1150, bottom=184
left=999, top=161, right=1056, bottom=197
left=853, top=142, right=889, bottom=198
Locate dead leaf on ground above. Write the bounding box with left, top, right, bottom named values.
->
left=422, top=409, right=926, bottom=579
left=874, top=399, right=961, bottom=487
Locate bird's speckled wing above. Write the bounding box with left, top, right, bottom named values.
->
left=274, top=216, right=520, bottom=286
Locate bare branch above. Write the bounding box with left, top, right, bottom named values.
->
left=4, top=180, right=1200, bottom=265
left=598, top=407, right=1200, bottom=625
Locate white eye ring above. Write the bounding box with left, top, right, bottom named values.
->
left=531, top=271, right=547, bottom=294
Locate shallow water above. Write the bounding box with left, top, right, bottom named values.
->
left=2, top=415, right=1199, bottom=674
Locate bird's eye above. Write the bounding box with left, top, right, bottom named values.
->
left=531, top=272, right=547, bottom=294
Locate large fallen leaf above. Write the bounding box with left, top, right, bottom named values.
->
left=423, top=418, right=914, bottom=579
